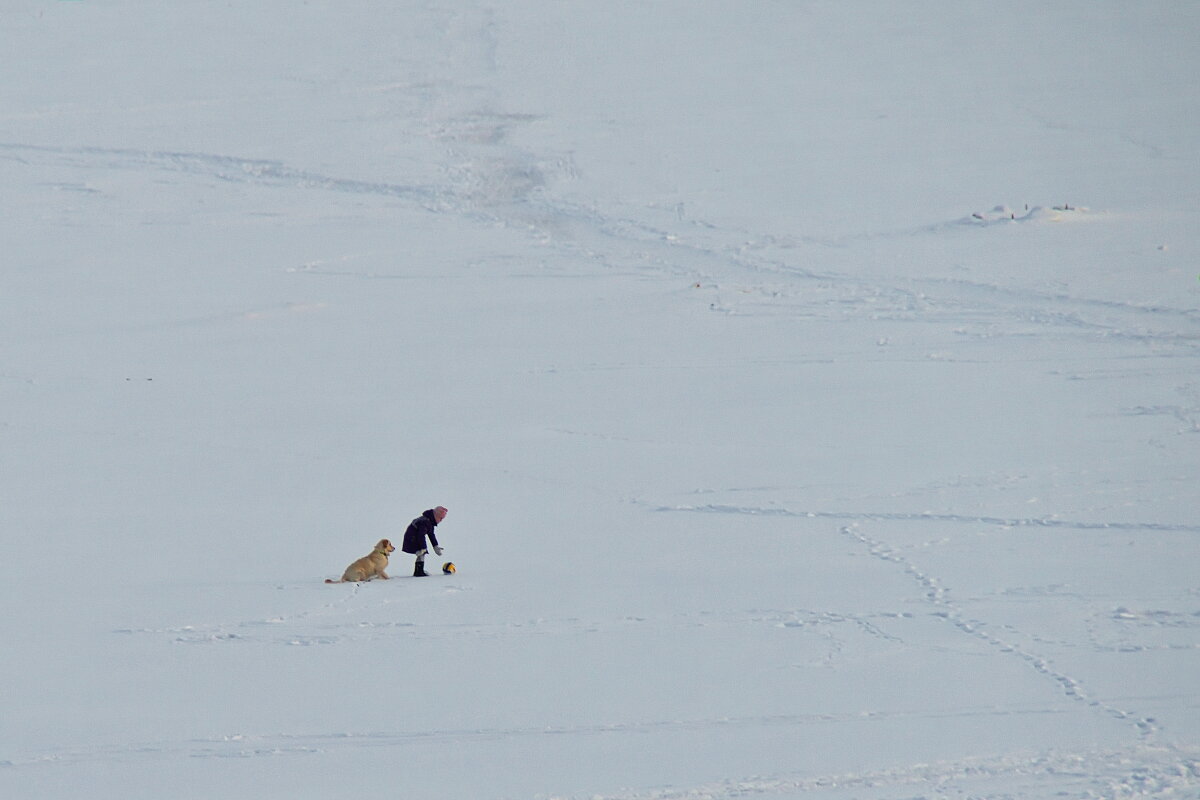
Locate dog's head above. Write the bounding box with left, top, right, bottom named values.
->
left=375, top=538, right=395, bottom=556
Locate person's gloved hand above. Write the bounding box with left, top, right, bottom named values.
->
left=434, top=546, right=444, bottom=556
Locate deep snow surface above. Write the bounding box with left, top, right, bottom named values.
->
left=3, top=2, right=1200, bottom=798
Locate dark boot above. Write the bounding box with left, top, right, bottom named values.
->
left=413, top=560, right=428, bottom=577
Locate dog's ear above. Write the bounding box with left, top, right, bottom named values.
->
left=380, top=538, right=391, bottom=549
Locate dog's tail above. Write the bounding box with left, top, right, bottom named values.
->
left=324, top=578, right=343, bottom=584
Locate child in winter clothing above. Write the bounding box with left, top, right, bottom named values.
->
left=402, top=506, right=447, bottom=576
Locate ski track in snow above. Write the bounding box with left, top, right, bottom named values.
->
left=112, top=577, right=466, bottom=647
left=108, top=582, right=912, bottom=650
left=0, top=711, right=1094, bottom=768
left=652, top=502, right=1200, bottom=534
left=5, top=139, right=1200, bottom=359
left=563, top=744, right=1200, bottom=800
left=5, top=736, right=1197, bottom=800
left=0, top=142, right=457, bottom=211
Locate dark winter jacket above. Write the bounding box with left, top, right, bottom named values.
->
left=402, top=509, right=441, bottom=554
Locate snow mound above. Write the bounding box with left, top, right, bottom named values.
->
left=963, top=203, right=1094, bottom=225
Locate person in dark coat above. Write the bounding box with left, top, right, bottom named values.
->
left=402, top=506, right=447, bottom=576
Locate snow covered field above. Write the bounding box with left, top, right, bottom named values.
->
left=3, top=2, right=1199, bottom=798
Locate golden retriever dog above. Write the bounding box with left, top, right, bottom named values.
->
left=325, top=538, right=395, bottom=583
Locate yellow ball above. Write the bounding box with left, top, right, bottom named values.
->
left=442, top=562, right=456, bottom=575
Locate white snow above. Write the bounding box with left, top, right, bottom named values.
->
left=3, top=2, right=1199, bottom=798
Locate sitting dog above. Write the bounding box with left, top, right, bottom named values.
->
left=325, top=539, right=395, bottom=583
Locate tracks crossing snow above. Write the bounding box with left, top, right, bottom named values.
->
left=835, top=524, right=1162, bottom=742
